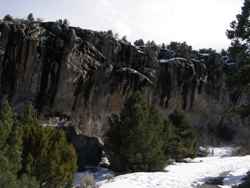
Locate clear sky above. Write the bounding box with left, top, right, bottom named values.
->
left=0, top=0, right=244, bottom=50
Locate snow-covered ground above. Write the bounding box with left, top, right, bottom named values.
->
left=73, top=147, right=250, bottom=188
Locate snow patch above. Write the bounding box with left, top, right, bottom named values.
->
left=159, top=57, right=187, bottom=64
left=222, top=168, right=249, bottom=187
left=73, top=147, right=250, bottom=188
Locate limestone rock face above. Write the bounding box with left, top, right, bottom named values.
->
left=0, top=20, right=230, bottom=138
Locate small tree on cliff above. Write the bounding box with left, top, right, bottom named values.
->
left=27, top=13, right=35, bottom=22
left=3, top=14, right=13, bottom=22
left=106, top=92, right=169, bottom=172
left=134, top=39, right=144, bottom=47
left=63, top=19, right=70, bottom=26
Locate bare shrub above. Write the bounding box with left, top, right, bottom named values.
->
left=80, top=174, right=96, bottom=188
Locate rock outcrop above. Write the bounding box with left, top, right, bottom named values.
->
left=0, top=20, right=230, bottom=140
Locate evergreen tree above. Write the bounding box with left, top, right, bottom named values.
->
left=168, top=111, right=197, bottom=160
left=0, top=100, right=22, bottom=174
left=0, top=153, right=18, bottom=188
left=0, top=101, right=77, bottom=187
left=0, top=101, right=39, bottom=188
left=106, top=92, right=168, bottom=172
left=227, top=0, right=250, bottom=43
left=3, top=14, right=13, bottom=22
left=27, top=13, right=35, bottom=22
left=0, top=100, right=14, bottom=149
left=167, top=42, right=192, bottom=59
left=227, top=0, right=250, bottom=117
left=5, top=126, right=23, bottom=174
left=227, top=0, right=250, bottom=66
left=63, top=19, right=70, bottom=26
left=134, top=39, right=144, bottom=46
left=20, top=104, right=77, bottom=188
left=56, top=19, right=63, bottom=25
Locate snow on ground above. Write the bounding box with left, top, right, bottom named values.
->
left=222, top=168, right=250, bottom=188
left=73, top=147, right=250, bottom=188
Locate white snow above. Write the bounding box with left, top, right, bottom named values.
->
left=159, top=57, right=187, bottom=64
left=222, top=168, right=249, bottom=188
left=73, top=147, right=250, bottom=188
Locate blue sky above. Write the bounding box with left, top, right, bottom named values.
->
left=0, top=0, right=244, bottom=50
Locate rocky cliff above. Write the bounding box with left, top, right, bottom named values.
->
left=0, top=20, right=234, bottom=141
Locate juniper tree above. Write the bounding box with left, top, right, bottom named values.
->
left=168, top=110, right=197, bottom=160
left=0, top=101, right=39, bottom=188
left=20, top=104, right=77, bottom=188
left=106, top=92, right=169, bottom=172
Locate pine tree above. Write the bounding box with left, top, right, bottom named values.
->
left=227, top=0, right=250, bottom=66
left=227, top=0, right=250, bottom=118
left=227, top=0, right=250, bottom=42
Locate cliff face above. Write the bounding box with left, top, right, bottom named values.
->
left=0, top=20, right=230, bottom=139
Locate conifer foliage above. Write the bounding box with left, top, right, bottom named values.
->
left=227, top=0, right=250, bottom=117
left=106, top=92, right=197, bottom=172
left=0, top=102, right=77, bottom=188
left=0, top=100, right=38, bottom=188
left=107, top=92, right=168, bottom=172
left=168, top=111, right=197, bottom=160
